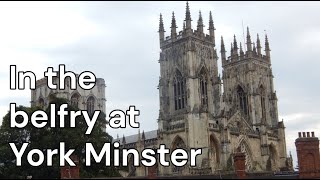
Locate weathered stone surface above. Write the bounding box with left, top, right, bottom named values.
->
left=117, top=2, right=291, bottom=177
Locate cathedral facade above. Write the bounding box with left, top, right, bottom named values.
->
left=117, top=2, right=292, bottom=177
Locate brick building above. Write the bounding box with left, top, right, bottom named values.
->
left=295, top=131, right=320, bottom=178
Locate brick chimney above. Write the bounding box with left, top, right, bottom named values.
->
left=60, top=155, right=80, bottom=179
left=295, top=131, right=320, bottom=178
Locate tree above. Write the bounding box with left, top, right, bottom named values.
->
left=0, top=95, right=120, bottom=179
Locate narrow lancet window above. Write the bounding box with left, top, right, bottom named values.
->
left=237, top=86, right=248, bottom=116
left=174, top=70, right=187, bottom=110
left=199, top=68, right=208, bottom=106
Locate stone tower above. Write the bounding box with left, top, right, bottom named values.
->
left=155, top=2, right=292, bottom=176
left=157, top=2, right=221, bottom=175
left=116, top=2, right=292, bottom=177
left=218, top=28, right=290, bottom=171
left=221, top=28, right=278, bottom=129
left=220, top=27, right=288, bottom=171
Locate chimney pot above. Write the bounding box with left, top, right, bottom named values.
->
left=312, top=132, right=315, bottom=137
left=299, top=132, right=302, bottom=138
left=303, top=132, right=306, bottom=137
left=307, top=132, right=310, bottom=137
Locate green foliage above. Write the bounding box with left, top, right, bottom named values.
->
left=0, top=95, right=120, bottom=179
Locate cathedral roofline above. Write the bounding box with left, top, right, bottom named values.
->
left=223, top=55, right=271, bottom=68
left=160, top=32, right=214, bottom=49
left=112, top=129, right=158, bottom=145
left=34, top=74, right=105, bottom=88
left=159, top=2, right=216, bottom=48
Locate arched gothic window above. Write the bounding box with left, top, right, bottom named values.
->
left=38, top=98, right=44, bottom=109
left=268, top=144, right=278, bottom=171
left=172, top=136, right=186, bottom=174
left=210, top=135, right=220, bottom=164
left=199, top=68, right=208, bottom=106
left=174, top=70, right=186, bottom=110
left=172, top=137, right=186, bottom=149
left=87, top=96, right=95, bottom=115
left=259, top=86, right=266, bottom=121
left=237, top=86, right=248, bottom=116
left=71, top=93, right=80, bottom=108
left=128, top=155, right=135, bottom=176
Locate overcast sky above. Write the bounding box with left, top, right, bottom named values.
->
left=0, top=1, right=319, bottom=169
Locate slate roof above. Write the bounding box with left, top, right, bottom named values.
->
left=113, top=129, right=158, bottom=145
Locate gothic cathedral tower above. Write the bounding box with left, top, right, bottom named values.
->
left=220, top=27, right=289, bottom=172
left=156, top=2, right=291, bottom=176
left=157, top=2, right=221, bottom=175
left=221, top=28, right=278, bottom=129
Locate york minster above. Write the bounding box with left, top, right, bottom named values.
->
left=114, top=2, right=293, bottom=177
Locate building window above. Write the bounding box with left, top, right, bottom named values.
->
left=87, top=96, right=95, bottom=115
left=38, top=98, right=44, bottom=109
left=199, top=69, right=208, bottom=106
left=210, top=135, right=220, bottom=165
left=172, top=136, right=186, bottom=174
left=174, top=70, right=186, bottom=110
left=71, top=93, right=80, bottom=108
left=259, top=86, right=266, bottom=121
left=237, top=86, right=248, bottom=116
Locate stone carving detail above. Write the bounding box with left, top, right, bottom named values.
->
left=167, top=123, right=185, bottom=131
left=196, top=44, right=212, bottom=60
left=226, top=111, right=253, bottom=134
left=240, top=142, right=253, bottom=171
left=163, top=44, right=185, bottom=60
